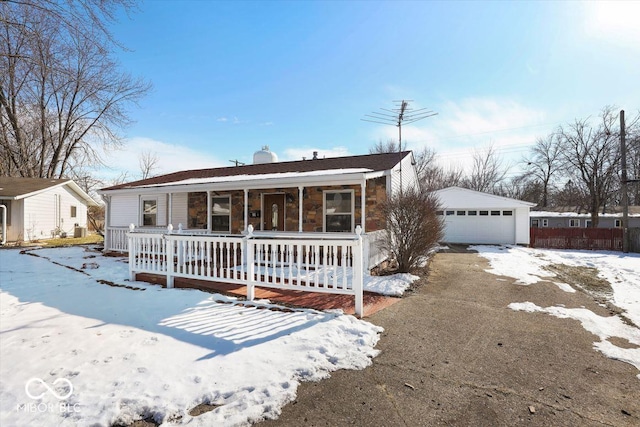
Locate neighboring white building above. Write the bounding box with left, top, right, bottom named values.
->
left=0, top=177, right=99, bottom=243
left=434, top=187, right=536, bottom=245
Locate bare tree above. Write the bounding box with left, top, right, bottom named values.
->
left=139, top=150, right=159, bottom=179
left=0, top=1, right=150, bottom=178
left=557, top=107, right=624, bottom=227
left=462, top=144, right=509, bottom=193
left=369, top=139, right=462, bottom=190
left=521, top=133, right=563, bottom=207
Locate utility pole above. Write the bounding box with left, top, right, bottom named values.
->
left=362, top=100, right=437, bottom=193
left=620, top=110, right=629, bottom=253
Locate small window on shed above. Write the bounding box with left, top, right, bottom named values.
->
left=468, top=210, right=477, bottom=216
left=436, top=210, right=444, bottom=216
left=479, top=210, right=489, bottom=216
left=569, top=219, right=580, bottom=227
left=503, top=210, right=513, bottom=216
left=456, top=211, right=466, bottom=216
left=70, top=206, right=77, bottom=218
left=614, top=219, right=622, bottom=228
left=585, top=220, right=592, bottom=228
left=491, top=210, right=501, bottom=216
left=531, top=219, right=540, bottom=228
left=446, top=210, right=455, bottom=216
left=542, top=219, right=548, bottom=227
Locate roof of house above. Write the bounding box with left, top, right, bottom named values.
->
left=531, top=206, right=640, bottom=217
left=434, top=186, right=537, bottom=209
left=0, top=177, right=99, bottom=206
left=101, top=151, right=412, bottom=191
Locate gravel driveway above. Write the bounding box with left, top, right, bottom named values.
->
left=260, top=248, right=640, bottom=426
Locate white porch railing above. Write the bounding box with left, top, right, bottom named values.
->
left=106, top=225, right=209, bottom=252
left=363, top=229, right=387, bottom=270
left=127, top=224, right=365, bottom=316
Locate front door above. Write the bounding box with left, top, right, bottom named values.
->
left=263, top=194, right=285, bottom=231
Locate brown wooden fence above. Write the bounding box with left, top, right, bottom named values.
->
left=530, top=227, right=623, bottom=251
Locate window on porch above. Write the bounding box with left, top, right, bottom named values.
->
left=211, top=195, right=231, bottom=232
left=324, top=190, right=353, bottom=232
left=142, top=199, right=157, bottom=226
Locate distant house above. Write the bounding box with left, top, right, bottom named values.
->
left=99, top=148, right=418, bottom=255
left=434, top=187, right=536, bottom=245
left=530, top=206, right=640, bottom=228
left=0, top=177, right=99, bottom=243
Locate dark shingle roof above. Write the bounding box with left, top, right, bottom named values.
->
left=0, top=177, right=71, bottom=198
left=101, top=151, right=411, bottom=191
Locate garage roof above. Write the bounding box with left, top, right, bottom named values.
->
left=434, top=187, right=536, bottom=209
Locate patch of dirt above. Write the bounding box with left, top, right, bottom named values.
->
left=438, top=244, right=478, bottom=253
left=545, top=264, right=613, bottom=301
left=607, top=336, right=640, bottom=349
left=188, top=402, right=221, bottom=416
left=544, top=264, right=637, bottom=326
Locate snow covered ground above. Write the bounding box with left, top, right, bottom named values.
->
left=472, top=245, right=640, bottom=379
left=0, top=246, right=392, bottom=426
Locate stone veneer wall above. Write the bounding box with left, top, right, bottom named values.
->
left=186, top=177, right=387, bottom=233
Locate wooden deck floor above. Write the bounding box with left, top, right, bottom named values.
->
left=135, top=273, right=399, bottom=317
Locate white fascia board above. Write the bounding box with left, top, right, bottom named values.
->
left=100, top=170, right=380, bottom=196
left=13, top=180, right=99, bottom=206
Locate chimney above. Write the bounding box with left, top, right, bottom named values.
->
left=312, top=151, right=318, bottom=160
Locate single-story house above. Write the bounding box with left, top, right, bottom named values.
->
left=0, top=177, right=99, bottom=243
left=530, top=206, right=640, bottom=228
left=434, top=186, right=536, bottom=245
left=99, top=148, right=418, bottom=253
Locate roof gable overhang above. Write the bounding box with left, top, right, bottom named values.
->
left=99, top=169, right=387, bottom=196
left=2, top=180, right=99, bottom=206
left=434, top=186, right=537, bottom=209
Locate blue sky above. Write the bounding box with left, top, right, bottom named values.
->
left=101, top=0, right=640, bottom=181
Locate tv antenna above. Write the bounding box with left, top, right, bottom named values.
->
left=362, top=100, right=437, bottom=191
left=229, top=159, right=245, bottom=167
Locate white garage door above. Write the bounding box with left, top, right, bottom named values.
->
left=440, top=209, right=515, bottom=244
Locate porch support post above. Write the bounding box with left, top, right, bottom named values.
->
left=128, top=224, right=136, bottom=281
left=298, top=186, right=304, bottom=232
left=102, top=194, right=111, bottom=252
left=165, top=224, right=174, bottom=288
left=168, top=193, right=173, bottom=226
left=244, top=189, right=249, bottom=232
left=353, top=225, right=364, bottom=318
left=246, top=225, right=255, bottom=300
left=207, top=190, right=212, bottom=231
left=361, top=179, right=366, bottom=233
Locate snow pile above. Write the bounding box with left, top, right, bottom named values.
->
left=364, top=272, right=419, bottom=296
left=0, top=247, right=382, bottom=426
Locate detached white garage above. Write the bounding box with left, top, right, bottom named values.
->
left=434, top=187, right=536, bottom=245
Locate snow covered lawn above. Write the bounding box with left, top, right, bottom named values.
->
left=0, top=246, right=385, bottom=426
left=471, top=245, right=640, bottom=378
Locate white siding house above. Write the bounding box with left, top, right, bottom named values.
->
left=0, top=178, right=99, bottom=243
left=434, top=187, right=536, bottom=245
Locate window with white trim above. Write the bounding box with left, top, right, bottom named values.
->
left=531, top=219, right=540, bottom=228
left=211, top=195, right=231, bottom=232
left=141, top=198, right=157, bottom=226
left=542, top=219, right=548, bottom=227
left=324, top=190, right=353, bottom=232
left=569, top=219, right=580, bottom=227
left=614, top=219, right=622, bottom=228
left=585, top=220, right=592, bottom=228
left=70, top=205, right=77, bottom=218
